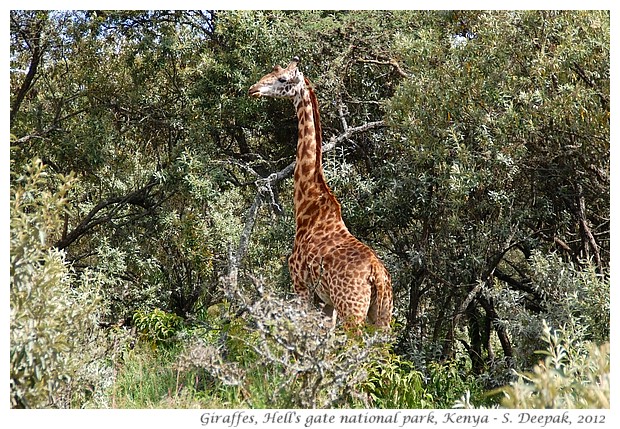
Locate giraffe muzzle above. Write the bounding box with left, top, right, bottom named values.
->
left=248, top=86, right=262, bottom=98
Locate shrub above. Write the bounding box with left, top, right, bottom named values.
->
left=133, top=308, right=185, bottom=348
left=10, top=159, right=111, bottom=408
left=487, top=251, right=609, bottom=370
left=500, top=321, right=609, bottom=408
left=361, top=351, right=431, bottom=408
left=176, top=282, right=394, bottom=408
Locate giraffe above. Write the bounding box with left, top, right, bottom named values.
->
left=249, top=57, right=392, bottom=330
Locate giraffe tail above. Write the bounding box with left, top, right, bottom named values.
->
left=369, top=260, right=393, bottom=329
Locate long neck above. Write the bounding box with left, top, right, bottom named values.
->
left=292, top=78, right=342, bottom=231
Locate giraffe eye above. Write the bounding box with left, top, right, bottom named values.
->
left=278, top=77, right=287, bottom=83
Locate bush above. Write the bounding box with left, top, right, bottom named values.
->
left=10, top=159, right=112, bottom=408
left=486, top=251, right=609, bottom=370
left=500, top=322, right=609, bottom=408
left=361, top=351, right=430, bottom=408
left=175, top=281, right=394, bottom=408
left=133, top=308, right=185, bottom=348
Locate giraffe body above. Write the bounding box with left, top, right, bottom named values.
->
left=249, top=57, right=392, bottom=329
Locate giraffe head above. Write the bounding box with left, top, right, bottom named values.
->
left=249, top=56, right=304, bottom=99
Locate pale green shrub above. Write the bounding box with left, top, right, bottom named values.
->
left=177, top=282, right=393, bottom=408
left=10, top=159, right=111, bottom=408
left=500, top=322, right=609, bottom=408
left=487, top=251, right=609, bottom=370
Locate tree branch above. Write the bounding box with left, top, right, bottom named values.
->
left=356, top=57, right=409, bottom=78
left=10, top=11, right=47, bottom=124
left=576, top=183, right=602, bottom=269
left=494, top=268, right=543, bottom=313
left=478, top=295, right=514, bottom=360
left=53, top=177, right=160, bottom=250
left=13, top=108, right=89, bottom=146
left=572, top=61, right=609, bottom=111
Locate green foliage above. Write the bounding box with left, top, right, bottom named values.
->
left=527, top=253, right=609, bottom=343
left=426, top=359, right=492, bottom=408
left=361, top=351, right=430, bottom=408
left=10, top=159, right=108, bottom=408
left=382, top=10, right=608, bottom=376
left=133, top=308, right=185, bottom=347
left=500, top=322, right=609, bottom=408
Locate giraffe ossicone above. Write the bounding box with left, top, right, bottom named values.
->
left=249, top=57, right=393, bottom=330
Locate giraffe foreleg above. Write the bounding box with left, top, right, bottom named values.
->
left=289, top=251, right=313, bottom=306
left=293, top=279, right=312, bottom=306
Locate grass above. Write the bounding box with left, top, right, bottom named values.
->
left=111, top=344, right=211, bottom=408
left=110, top=341, right=296, bottom=408
left=108, top=337, right=487, bottom=409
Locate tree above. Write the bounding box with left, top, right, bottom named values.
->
left=383, top=10, right=609, bottom=370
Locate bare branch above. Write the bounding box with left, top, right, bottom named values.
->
left=356, top=57, right=409, bottom=78
left=324, top=120, right=385, bottom=152
left=226, top=190, right=263, bottom=289
left=336, top=100, right=349, bottom=131
left=53, top=177, right=160, bottom=250
left=273, top=120, right=385, bottom=183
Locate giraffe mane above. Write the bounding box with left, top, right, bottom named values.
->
left=304, top=76, right=323, bottom=149
left=304, top=76, right=342, bottom=218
